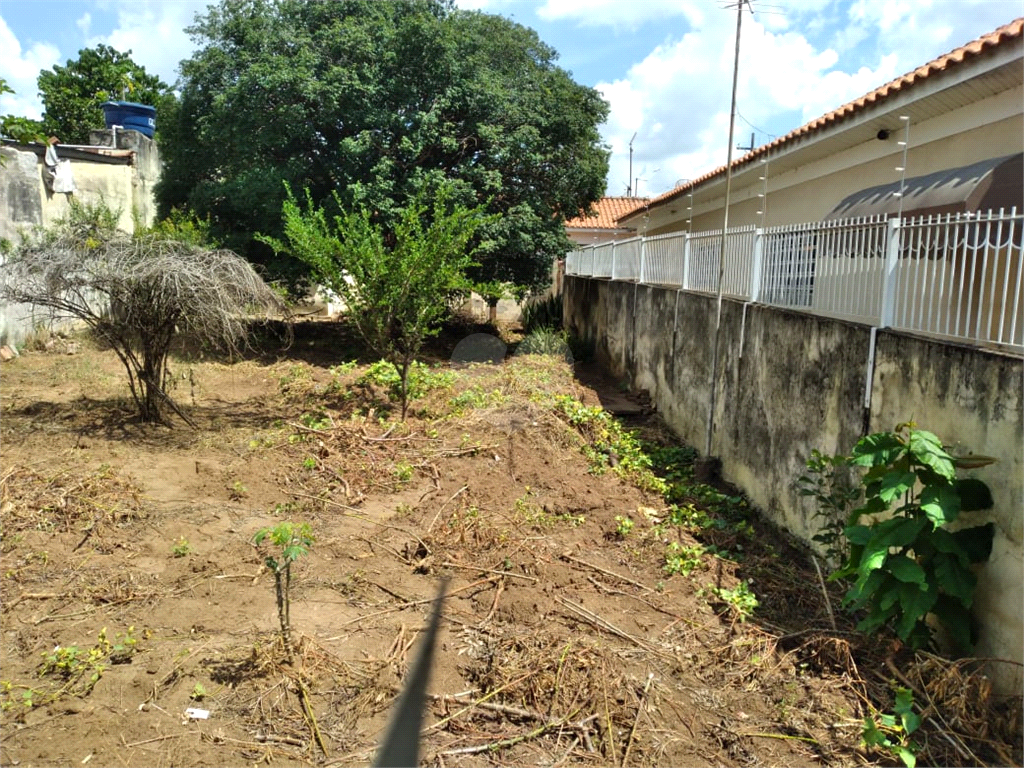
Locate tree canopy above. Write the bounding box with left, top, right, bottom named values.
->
left=37, top=45, right=176, bottom=144
left=157, top=0, right=609, bottom=293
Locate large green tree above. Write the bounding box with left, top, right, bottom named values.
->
left=157, top=0, right=609, bottom=293
left=38, top=45, right=176, bottom=144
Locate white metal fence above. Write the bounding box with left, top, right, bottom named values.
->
left=565, top=208, right=1024, bottom=350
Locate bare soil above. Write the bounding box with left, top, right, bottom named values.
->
left=1, top=321, right=1019, bottom=768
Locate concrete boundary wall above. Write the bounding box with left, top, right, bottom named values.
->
left=564, top=275, right=1023, bottom=693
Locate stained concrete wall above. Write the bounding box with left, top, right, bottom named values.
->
left=0, top=131, right=160, bottom=346
left=565, top=275, right=1024, bottom=692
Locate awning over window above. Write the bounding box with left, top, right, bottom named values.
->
left=824, top=153, right=1023, bottom=220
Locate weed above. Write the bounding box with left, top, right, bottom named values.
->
left=359, top=360, right=455, bottom=404
left=862, top=687, right=921, bottom=768
left=228, top=481, right=248, bottom=500
left=662, top=542, right=705, bottom=577
left=514, top=488, right=584, bottom=529
left=392, top=461, right=414, bottom=485
left=518, top=328, right=572, bottom=361
left=190, top=683, right=208, bottom=701
left=614, top=515, right=634, bottom=538
left=171, top=538, right=193, bottom=558
left=299, top=410, right=332, bottom=431
left=302, top=456, right=317, bottom=470
left=798, top=449, right=860, bottom=563
left=706, top=580, right=759, bottom=621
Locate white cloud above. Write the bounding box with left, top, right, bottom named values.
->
left=75, top=12, right=92, bottom=37
left=86, top=0, right=207, bottom=87
left=595, top=11, right=901, bottom=196
left=593, top=0, right=1020, bottom=197
left=536, top=0, right=705, bottom=29
left=0, top=16, right=61, bottom=120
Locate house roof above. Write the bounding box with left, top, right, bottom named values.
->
left=621, top=16, right=1024, bottom=223
left=566, top=196, right=649, bottom=230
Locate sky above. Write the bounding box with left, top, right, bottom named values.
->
left=1, top=0, right=1022, bottom=198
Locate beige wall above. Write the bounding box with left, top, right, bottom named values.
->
left=643, top=86, right=1023, bottom=236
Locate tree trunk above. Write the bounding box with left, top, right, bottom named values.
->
left=400, top=358, right=411, bottom=420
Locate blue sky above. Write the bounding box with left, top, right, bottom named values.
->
left=2, top=0, right=1022, bottom=196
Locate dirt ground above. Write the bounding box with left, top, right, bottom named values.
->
left=0, top=320, right=1020, bottom=768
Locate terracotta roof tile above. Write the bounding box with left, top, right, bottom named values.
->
left=566, top=196, right=649, bottom=229
left=625, top=17, right=1024, bottom=221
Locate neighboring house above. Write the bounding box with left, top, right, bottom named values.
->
left=565, top=196, right=649, bottom=245
left=618, top=18, right=1023, bottom=235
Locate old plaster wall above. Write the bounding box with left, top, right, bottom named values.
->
left=0, top=132, right=160, bottom=346
left=564, top=275, right=1024, bottom=692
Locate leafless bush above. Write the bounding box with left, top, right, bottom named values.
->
left=1, top=231, right=284, bottom=425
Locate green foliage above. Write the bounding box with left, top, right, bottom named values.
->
left=552, top=395, right=665, bottom=493
left=862, top=687, right=921, bottom=768
left=520, top=293, right=563, bottom=334
left=359, top=360, right=456, bottom=406
left=0, top=80, right=46, bottom=148
left=831, top=423, right=995, bottom=652
left=171, top=538, right=193, bottom=558
left=158, top=0, right=608, bottom=288
left=517, top=328, right=573, bottom=360
left=253, top=521, right=315, bottom=657
left=265, top=183, right=487, bottom=418
left=254, top=521, right=314, bottom=574
left=139, top=208, right=218, bottom=247
left=663, top=542, right=705, bottom=577
left=190, top=683, right=208, bottom=701
left=706, top=580, right=759, bottom=622
left=37, top=45, right=176, bottom=144
left=34, top=627, right=141, bottom=700
left=613, top=515, right=634, bottom=538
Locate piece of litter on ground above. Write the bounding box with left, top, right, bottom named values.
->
left=184, top=707, right=210, bottom=720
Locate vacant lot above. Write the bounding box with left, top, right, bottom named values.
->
left=0, top=322, right=1019, bottom=767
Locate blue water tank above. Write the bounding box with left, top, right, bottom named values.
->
left=100, top=101, right=156, bottom=138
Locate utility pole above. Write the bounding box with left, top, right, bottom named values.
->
left=704, top=0, right=748, bottom=459
left=628, top=132, right=637, bottom=197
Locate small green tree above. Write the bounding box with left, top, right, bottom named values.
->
left=830, top=423, right=995, bottom=652
left=263, top=184, right=492, bottom=418
left=253, top=521, right=314, bottom=658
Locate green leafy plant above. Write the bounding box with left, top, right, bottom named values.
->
left=614, top=515, right=634, bottom=538
left=707, top=580, right=759, bottom=622
left=253, top=521, right=315, bottom=657
left=190, top=683, right=208, bottom=701
left=359, top=360, right=455, bottom=408
left=831, top=423, right=995, bottom=652
left=520, top=293, right=563, bottom=334
left=862, top=687, right=921, bottom=768
left=663, top=542, right=705, bottom=577
left=171, top=537, right=193, bottom=558
left=517, top=328, right=573, bottom=361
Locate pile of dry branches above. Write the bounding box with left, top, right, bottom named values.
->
left=1, top=231, right=283, bottom=424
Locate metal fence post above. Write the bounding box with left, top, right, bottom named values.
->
left=749, top=228, right=764, bottom=302
left=610, top=241, right=617, bottom=280
left=681, top=233, right=691, bottom=290
left=879, top=217, right=901, bottom=328
left=638, top=236, right=647, bottom=284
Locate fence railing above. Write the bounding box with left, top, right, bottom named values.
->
left=565, top=208, right=1023, bottom=350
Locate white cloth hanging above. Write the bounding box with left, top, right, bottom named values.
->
left=52, top=159, right=76, bottom=194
